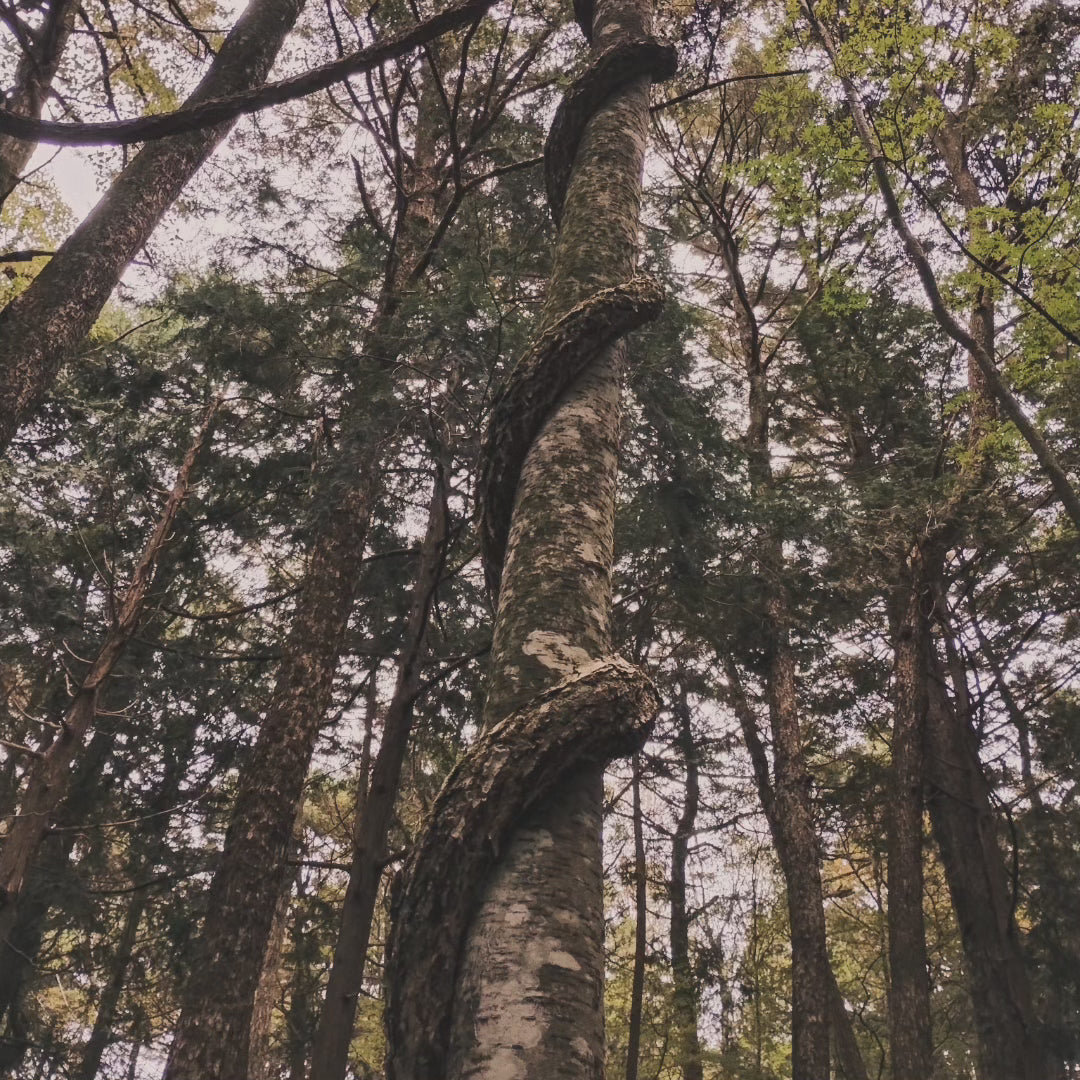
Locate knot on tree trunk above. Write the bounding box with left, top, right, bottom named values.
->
left=383, top=657, right=660, bottom=1080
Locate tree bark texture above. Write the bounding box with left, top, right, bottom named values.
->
left=448, top=0, right=655, bottom=1070
left=384, top=1, right=668, bottom=1077
left=885, top=557, right=935, bottom=1080
left=0, top=0, right=303, bottom=452
left=0, top=0, right=78, bottom=212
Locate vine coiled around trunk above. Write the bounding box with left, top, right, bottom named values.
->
left=384, top=30, right=675, bottom=1080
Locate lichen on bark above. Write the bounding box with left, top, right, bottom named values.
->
left=384, top=0, right=671, bottom=1076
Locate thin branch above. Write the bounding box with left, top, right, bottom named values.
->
left=651, top=68, right=810, bottom=113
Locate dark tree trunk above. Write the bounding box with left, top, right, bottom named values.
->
left=0, top=729, right=115, bottom=1072
left=885, top=558, right=935, bottom=1080
left=625, top=755, right=648, bottom=1080
left=0, top=0, right=78, bottom=211
left=0, top=0, right=303, bottom=451
left=670, top=695, right=703, bottom=1080
left=725, top=659, right=865, bottom=1080
left=309, top=452, right=451, bottom=1080
left=73, top=884, right=149, bottom=1080
left=924, top=644, right=1053, bottom=1080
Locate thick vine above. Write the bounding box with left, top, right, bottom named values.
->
left=383, top=27, right=675, bottom=1080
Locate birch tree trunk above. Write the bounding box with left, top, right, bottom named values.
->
left=440, top=0, right=661, bottom=1073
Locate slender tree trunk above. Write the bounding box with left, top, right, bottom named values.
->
left=737, top=295, right=831, bottom=1078
left=0, top=0, right=78, bottom=211
left=164, top=56, right=450, bottom=1074
left=0, top=405, right=215, bottom=940
left=670, top=695, right=703, bottom=1080
left=0, top=729, right=115, bottom=1071
left=0, top=0, right=303, bottom=452
left=625, top=755, right=648, bottom=1080
left=439, top=0, right=661, bottom=1074
left=73, top=736, right=197, bottom=1080
left=309, top=449, right=451, bottom=1080
left=885, top=558, right=935, bottom=1080
left=73, top=885, right=149, bottom=1080
left=725, top=660, right=868, bottom=1080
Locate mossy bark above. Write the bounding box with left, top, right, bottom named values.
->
left=449, top=0, right=658, bottom=1076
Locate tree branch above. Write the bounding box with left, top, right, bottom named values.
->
left=0, top=0, right=497, bottom=146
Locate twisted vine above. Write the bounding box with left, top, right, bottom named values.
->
left=383, top=27, right=675, bottom=1080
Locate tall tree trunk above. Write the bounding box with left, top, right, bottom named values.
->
left=724, top=660, right=869, bottom=1080
left=625, top=755, right=648, bottom=1080
left=0, top=0, right=303, bottom=452
left=309, top=448, right=452, bottom=1080
left=163, top=56, right=449, bottom=1076
left=734, top=257, right=832, bottom=1077
left=669, top=694, right=703, bottom=1080
left=885, top=557, right=935, bottom=1080
left=924, top=640, right=1052, bottom=1080
left=386, top=0, right=668, bottom=1074
left=0, top=0, right=78, bottom=212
